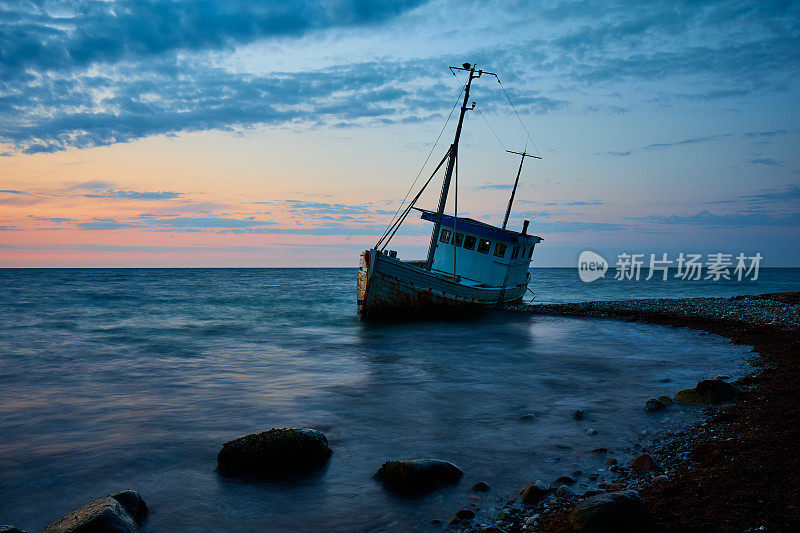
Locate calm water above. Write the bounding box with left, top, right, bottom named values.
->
left=0, top=268, right=797, bottom=531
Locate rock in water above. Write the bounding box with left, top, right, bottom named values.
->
left=569, top=490, right=646, bottom=532
left=111, top=490, right=148, bottom=524
left=657, top=395, right=674, bottom=406
left=519, top=478, right=551, bottom=504
left=644, top=398, right=666, bottom=412
left=217, top=428, right=332, bottom=479
left=674, top=379, right=741, bottom=404
left=1, top=527, right=26, bottom=533
left=447, top=509, right=475, bottom=527
left=631, top=453, right=659, bottom=471
left=572, top=409, right=584, bottom=420
left=43, top=490, right=148, bottom=533
left=374, top=458, right=463, bottom=494
left=555, top=484, right=576, bottom=498
left=471, top=481, right=490, bottom=492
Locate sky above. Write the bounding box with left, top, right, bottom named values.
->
left=1, top=0, right=799, bottom=267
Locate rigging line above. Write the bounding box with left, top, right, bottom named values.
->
left=475, top=104, right=507, bottom=151
left=497, top=78, right=542, bottom=157
left=375, top=83, right=465, bottom=246
left=377, top=147, right=451, bottom=250
left=452, top=150, right=458, bottom=277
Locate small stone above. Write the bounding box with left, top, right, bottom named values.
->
left=572, top=409, right=584, bottom=420
left=652, top=475, right=669, bottom=483
left=605, top=458, right=617, bottom=466
left=519, top=412, right=537, bottom=421
left=520, top=478, right=551, bottom=504
left=471, top=481, right=491, bottom=492
left=632, top=453, right=659, bottom=471
left=658, top=395, right=674, bottom=406
left=555, top=475, right=576, bottom=484
left=375, top=458, right=463, bottom=495
left=591, top=448, right=607, bottom=454
left=569, top=490, right=646, bottom=532
left=430, top=519, right=442, bottom=525
left=714, top=374, right=730, bottom=380
left=496, top=509, right=510, bottom=521
left=586, top=428, right=598, bottom=436
left=525, top=515, right=539, bottom=526
left=448, top=509, right=475, bottom=526
left=555, top=485, right=576, bottom=498
left=645, top=398, right=666, bottom=412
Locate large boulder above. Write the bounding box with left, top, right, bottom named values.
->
left=569, top=490, right=646, bottom=532
left=374, top=458, right=463, bottom=494
left=519, top=478, right=551, bottom=504
left=217, top=427, right=332, bottom=479
left=674, top=379, right=741, bottom=404
left=43, top=490, right=147, bottom=533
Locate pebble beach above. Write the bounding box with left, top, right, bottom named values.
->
left=473, top=291, right=800, bottom=532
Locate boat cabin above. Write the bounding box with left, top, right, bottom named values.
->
left=418, top=208, right=542, bottom=288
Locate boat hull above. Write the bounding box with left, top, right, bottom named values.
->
left=357, top=249, right=526, bottom=320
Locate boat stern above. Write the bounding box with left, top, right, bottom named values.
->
left=357, top=249, right=374, bottom=317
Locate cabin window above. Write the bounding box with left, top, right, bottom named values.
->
left=477, top=239, right=491, bottom=254
left=463, top=235, right=476, bottom=250
left=440, top=229, right=451, bottom=243
left=494, top=243, right=507, bottom=257
left=528, top=246, right=534, bottom=259
left=511, top=245, right=520, bottom=259
left=454, top=233, right=464, bottom=247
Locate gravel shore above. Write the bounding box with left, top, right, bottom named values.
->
left=466, top=291, right=800, bottom=532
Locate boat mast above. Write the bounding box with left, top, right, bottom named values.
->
left=501, top=150, right=541, bottom=229
left=425, top=63, right=485, bottom=270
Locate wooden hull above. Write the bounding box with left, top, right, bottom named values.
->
left=357, top=249, right=527, bottom=320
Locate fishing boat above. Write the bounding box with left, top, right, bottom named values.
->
left=357, top=63, right=543, bottom=320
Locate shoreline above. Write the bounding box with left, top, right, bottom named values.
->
left=478, top=291, right=799, bottom=532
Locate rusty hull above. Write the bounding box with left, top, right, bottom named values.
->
left=357, top=249, right=525, bottom=320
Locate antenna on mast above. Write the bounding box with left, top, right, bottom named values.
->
left=502, top=149, right=541, bottom=229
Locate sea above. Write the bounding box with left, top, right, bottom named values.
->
left=1, top=267, right=798, bottom=531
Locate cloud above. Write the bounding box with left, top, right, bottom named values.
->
left=645, top=134, right=732, bottom=150
left=474, top=183, right=514, bottom=190
left=0, top=189, right=26, bottom=194
left=0, top=1, right=428, bottom=76
left=65, top=181, right=116, bottom=191
left=542, top=200, right=604, bottom=206
left=633, top=209, right=800, bottom=227
left=281, top=200, right=395, bottom=216
left=530, top=220, right=627, bottom=233
left=606, top=151, right=631, bottom=157
left=141, top=216, right=275, bottom=229
left=1, top=0, right=797, bottom=154
left=749, top=158, right=780, bottom=166
left=744, top=129, right=789, bottom=138
left=28, top=215, right=73, bottom=223
left=711, top=185, right=800, bottom=204
left=77, top=218, right=141, bottom=230
left=83, top=190, right=183, bottom=200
